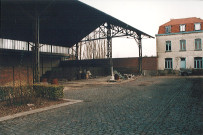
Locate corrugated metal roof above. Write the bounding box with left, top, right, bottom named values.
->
left=0, top=0, right=153, bottom=47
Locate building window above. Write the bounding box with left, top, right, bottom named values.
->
left=180, top=24, right=185, bottom=32
left=165, top=58, right=173, bottom=69
left=195, top=38, right=202, bottom=50
left=180, top=40, right=186, bottom=51
left=166, top=41, right=171, bottom=51
left=165, top=26, right=171, bottom=33
left=194, top=57, right=203, bottom=69
left=194, top=23, right=201, bottom=31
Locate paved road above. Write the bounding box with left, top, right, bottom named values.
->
left=0, top=76, right=203, bottom=135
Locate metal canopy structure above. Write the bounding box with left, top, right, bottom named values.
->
left=0, top=0, right=154, bottom=82
left=1, top=0, right=153, bottom=47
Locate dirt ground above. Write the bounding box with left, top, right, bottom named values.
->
left=61, top=76, right=137, bottom=91
left=61, top=75, right=203, bottom=91
left=0, top=98, right=66, bottom=118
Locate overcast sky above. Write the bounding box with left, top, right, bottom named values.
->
left=80, top=0, right=203, bottom=58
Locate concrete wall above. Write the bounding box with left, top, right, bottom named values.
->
left=156, top=32, right=203, bottom=74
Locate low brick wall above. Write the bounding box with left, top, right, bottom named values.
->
left=113, top=57, right=157, bottom=74
left=0, top=49, right=64, bottom=85
left=0, top=66, right=33, bottom=86
left=58, top=57, right=158, bottom=80
left=0, top=56, right=158, bottom=84
left=44, top=67, right=110, bottom=81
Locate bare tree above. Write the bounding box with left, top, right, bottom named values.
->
left=76, top=28, right=107, bottom=60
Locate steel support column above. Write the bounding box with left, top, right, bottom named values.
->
left=138, top=35, right=142, bottom=75
left=75, top=43, right=79, bottom=60
left=34, top=15, right=40, bottom=83
left=51, top=44, right=53, bottom=69
left=107, top=23, right=114, bottom=80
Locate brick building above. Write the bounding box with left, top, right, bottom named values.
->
left=156, top=17, right=203, bottom=75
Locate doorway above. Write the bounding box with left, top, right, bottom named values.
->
left=180, top=58, right=186, bottom=69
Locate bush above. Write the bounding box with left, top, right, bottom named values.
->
left=0, top=84, right=64, bottom=106
left=0, top=85, right=34, bottom=105
left=33, top=84, right=64, bottom=100
left=0, top=86, right=10, bottom=101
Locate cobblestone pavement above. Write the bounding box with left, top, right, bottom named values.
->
left=0, top=76, right=203, bottom=135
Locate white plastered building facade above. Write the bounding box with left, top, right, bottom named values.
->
left=156, top=17, right=203, bottom=74
left=156, top=32, right=203, bottom=71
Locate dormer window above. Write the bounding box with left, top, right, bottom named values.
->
left=180, top=24, right=185, bottom=32
left=194, top=23, right=201, bottom=31
left=165, top=26, right=171, bottom=33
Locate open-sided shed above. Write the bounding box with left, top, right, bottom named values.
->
left=0, top=0, right=154, bottom=82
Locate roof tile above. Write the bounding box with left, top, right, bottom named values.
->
left=158, top=17, right=203, bottom=34
left=161, top=17, right=203, bottom=26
